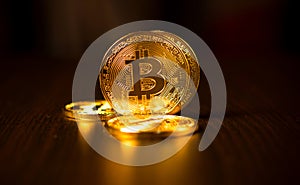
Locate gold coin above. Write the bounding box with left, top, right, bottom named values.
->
left=106, top=115, right=198, bottom=135
left=100, top=31, right=200, bottom=115
left=64, top=100, right=115, bottom=121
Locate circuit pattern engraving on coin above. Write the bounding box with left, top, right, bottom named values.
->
left=100, top=31, right=200, bottom=115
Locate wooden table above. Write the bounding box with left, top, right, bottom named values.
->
left=0, top=54, right=299, bottom=185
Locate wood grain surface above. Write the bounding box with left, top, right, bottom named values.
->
left=0, top=54, right=299, bottom=185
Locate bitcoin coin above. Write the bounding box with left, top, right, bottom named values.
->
left=106, top=115, right=198, bottom=136
left=64, top=100, right=116, bottom=121
left=99, top=31, right=200, bottom=115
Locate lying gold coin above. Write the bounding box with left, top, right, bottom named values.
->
left=64, top=100, right=115, bottom=121
left=106, top=115, right=198, bottom=136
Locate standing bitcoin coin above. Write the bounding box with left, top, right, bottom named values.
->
left=99, top=31, right=200, bottom=115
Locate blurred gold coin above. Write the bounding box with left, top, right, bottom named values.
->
left=64, top=100, right=115, bottom=121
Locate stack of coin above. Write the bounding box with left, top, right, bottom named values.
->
left=99, top=30, right=200, bottom=134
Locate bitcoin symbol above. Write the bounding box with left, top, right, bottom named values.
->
left=100, top=31, right=200, bottom=114
left=125, top=50, right=165, bottom=100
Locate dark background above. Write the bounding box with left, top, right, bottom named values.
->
left=0, top=0, right=299, bottom=59
left=0, top=0, right=299, bottom=185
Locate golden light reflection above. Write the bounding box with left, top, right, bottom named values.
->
left=75, top=111, right=198, bottom=166
left=77, top=121, right=93, bottom=133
